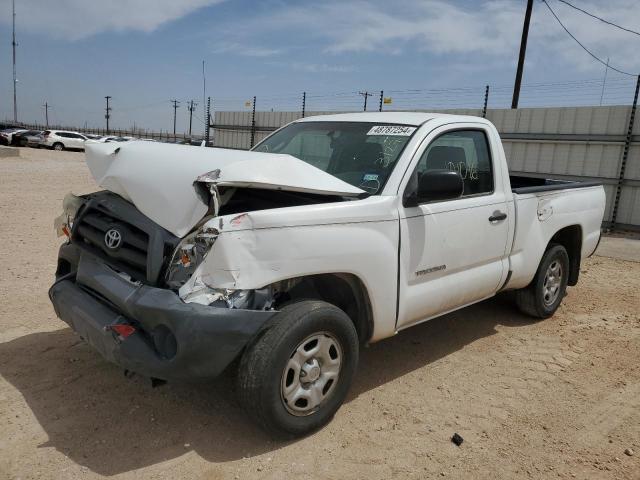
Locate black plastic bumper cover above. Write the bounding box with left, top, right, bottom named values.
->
left=49, top=249, right=277, bottom=381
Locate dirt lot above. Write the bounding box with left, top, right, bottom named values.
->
left=1, top=147, right=639, bottom=480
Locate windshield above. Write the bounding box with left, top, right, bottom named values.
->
left=252, top=121, right=416, bottom=194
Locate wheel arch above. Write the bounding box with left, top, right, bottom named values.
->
left=272, top=273, right=374, bottom=344
left=547, top=224, right=582, bottom=286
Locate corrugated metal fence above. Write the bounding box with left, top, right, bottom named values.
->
left=212, top=106, right=640, bottom=230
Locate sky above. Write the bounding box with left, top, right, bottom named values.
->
left=1, top=0, right=639, bottom=133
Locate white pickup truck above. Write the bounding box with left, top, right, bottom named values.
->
left=49, top=112, right=605, bottom=437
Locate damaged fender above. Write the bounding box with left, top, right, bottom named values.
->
left=178, top=197, right=402, bottom=342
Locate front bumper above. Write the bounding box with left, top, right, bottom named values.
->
left=49, top=244, right=277, bottom=381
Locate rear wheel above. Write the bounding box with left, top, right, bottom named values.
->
left=53, top=142, right=64, bottom=151
left=237, top=300, right=358, bottom=438
left=515, top=244, right=569, bottom=318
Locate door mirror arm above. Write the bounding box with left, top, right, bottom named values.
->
left=402, top=174, right=419, bottom=208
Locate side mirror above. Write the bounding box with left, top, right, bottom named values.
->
left=404, top=169, right=464, bottom=206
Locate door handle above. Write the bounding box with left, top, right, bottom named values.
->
left=488, top=211, right=507, bottom=223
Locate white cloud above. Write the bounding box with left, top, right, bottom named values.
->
left=6, top=0, right=640, bottom=77
left=291, top=63, right=355, bottom=73
left=211, top=42, right=283, bottom=57
left=209, top=0, right=640, bottom=75
left=2, top=0, right=224, bottom=40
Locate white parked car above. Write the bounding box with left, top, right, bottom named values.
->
left=42, top=130, right=89, bottom=151
left=84, top=134, right=105, bottom=141
left=50, top=112, right=606, bottom=437
left=104, top=136, right=133, bottom=143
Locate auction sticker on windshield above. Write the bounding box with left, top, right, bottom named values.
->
left=367, top=125, right=416, bottom=136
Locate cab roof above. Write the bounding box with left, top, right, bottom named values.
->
left=296, top=111, right=488, bottom=127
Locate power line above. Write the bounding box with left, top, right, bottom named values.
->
left=555, top=0, right=640, bottom=37
left=541, top=0, right=637, bottom=76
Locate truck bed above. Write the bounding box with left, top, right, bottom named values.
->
left=510, top=175, right=602, bottom=195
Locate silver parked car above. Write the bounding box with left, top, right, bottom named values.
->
left=14, top=130, right=44, bottom=147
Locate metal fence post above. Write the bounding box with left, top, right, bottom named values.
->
left=205, top=96, right=211, bottom=145
left=210, top=97, right=214, bottom=145
left=301, top=92, right=306, bottom=118
left=482, top=85, right=490, bottom=118
left=610, top=74, right=640, bottom=230
left=250, top=96, right=256, bottom=148
left=379, top=90, right=384, bottom=112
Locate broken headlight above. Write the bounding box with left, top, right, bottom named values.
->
left=54, top=193, right=85, bottom=238
left=165, top=225, right=219, bottom=289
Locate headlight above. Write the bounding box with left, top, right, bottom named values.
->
left=165, top=225, right=219, bottom=289
left=53, top=193, right=85, bottom=238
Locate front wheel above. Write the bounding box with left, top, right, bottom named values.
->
left=515, top=244, right=570, bottom=318
left=237, top=300, right=359, bottom=438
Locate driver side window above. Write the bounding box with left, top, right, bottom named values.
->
left=416, top=129, right=493, bottom=196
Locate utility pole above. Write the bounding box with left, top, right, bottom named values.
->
left=12, top=0, right=18, bottom=122
left=104, top=96, right=112, bottom=134
left=511, top=0, right=533, bottom=109
left=43, top=102, right=49, bottom=127
left=378, top=90, right=384, bottom=112
left=187, top=100, right=197, bottom=136
left=359, top=91, right=373, bottom=111
left=170, top=99, right=180, bottom=137
left=301, top=91, right=306, bottom=118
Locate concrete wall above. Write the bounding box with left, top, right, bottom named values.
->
left=212, top=106, right=639, bottom=229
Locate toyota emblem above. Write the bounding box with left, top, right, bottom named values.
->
left=104, top=228, right=122, bottom=249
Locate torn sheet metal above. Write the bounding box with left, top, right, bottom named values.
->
left=84, top=141, right=364, bottom=238
left=194, top=157, right=365, bottom=197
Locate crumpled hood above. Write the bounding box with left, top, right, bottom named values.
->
left=84, top=141, right=363, bottom=237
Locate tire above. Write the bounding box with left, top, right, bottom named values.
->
left=237, top=300, right=359, bottom=438
left=515, top=244, right=570, bottom=319
left=53, top=142, right=64, bottom=151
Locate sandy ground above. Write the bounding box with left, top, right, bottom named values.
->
left=0, top=147, right=639, bottom=480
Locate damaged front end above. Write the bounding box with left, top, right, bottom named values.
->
left=49, top=190, right=279, bottom=381
left=50, top=142, right=367, bottom=381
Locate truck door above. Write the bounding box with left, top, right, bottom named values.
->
left=396, top=126, right=510, bottom=330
